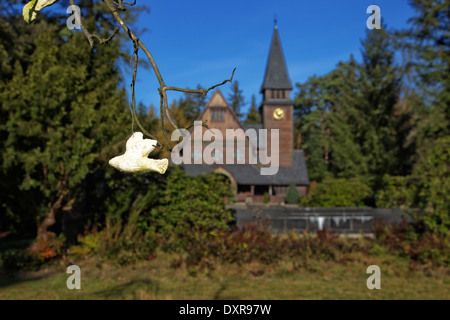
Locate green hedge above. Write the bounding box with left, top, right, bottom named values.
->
left=300, top=178, right=372, bottom=207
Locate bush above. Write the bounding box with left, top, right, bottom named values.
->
left=144, top=166, right=234, bottom=251
left=170, top=222, right=369, bottom=269
left=373, top=220, right=450, bottom=266
left=69, top=211, right=158, bottom=266
left=413, top=136, right=450, bottom=236
left=0, top=233, right=65, bottom=272
left=285, top=182, right=299, bottom=204
left=300, top=177, right=372, bottom=207
left=0, top=249, right=33, bottom=272
left=29, top=232, right=65, bottom=263
left=68, top=233, right=101, bottom=259
left=376, top=175, right=416, bottom=208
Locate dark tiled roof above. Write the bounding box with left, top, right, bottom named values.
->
left=242, top=123, right=263, bottom=131
left=261, top=27, right=293, bottom=92
left=183, top=150, right=309, bottom=186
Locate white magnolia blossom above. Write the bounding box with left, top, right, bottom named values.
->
left=109, top=132, right=169, bottom=174
left=23, top=0, right=60, bottom=23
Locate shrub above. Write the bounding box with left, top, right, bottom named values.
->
left=373, top=220, right=450, bottom=266
left=29, top=232, right=65, bottom=263
left=220, top=223, right=283, bottom=265
left=285, top=182, right=299, bottom=204
left=1, top=249, right=33, bottom=272
left=300, top=177, right=372, bottom=207
left=68, top=233, right=100, bottom=259
left=173, top=222, right=368, bottom=269
left=376, top=175, right=416, bottom=208
left=144, top=166, right=234, bottom=251
left=1, top=233, right=65, bottom=272
left=69, top=203, right=158, bottom=265
left=413, top=136, right=450, bottom=236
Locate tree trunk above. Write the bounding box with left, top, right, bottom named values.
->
left=35, top=190, right=68, bottom=241
left=297, top=132, right=302, bottom=149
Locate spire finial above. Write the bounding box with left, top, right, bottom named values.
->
left=274, top=14, right=278, bottom=29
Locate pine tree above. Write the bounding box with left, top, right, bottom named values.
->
left=179, top=84, right=205, bottom=123
left=228, top=81, right=246, bottom=119
left=404, top=0, right=450, bottom=134
left=399, top=0, right=450, bottom=234
left=328, top=58, right=368, bottom=180
left=285, top=181, right=300, bottom=204
left=0, top=9, right=131, bottom=239
left=154, top=99, right=190, bottom=160
left=294, top=71, right=338, bottom=181
left=244, top=95, right=261, bottom=124
left=358, top=27, right=402, bottom=188
left=295, top=27, right=405, bottom=189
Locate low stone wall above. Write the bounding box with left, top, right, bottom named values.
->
left=229, top=204, right=406, bottom=234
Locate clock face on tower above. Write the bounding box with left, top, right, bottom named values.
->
left=273, top=107, right=285, bottom=120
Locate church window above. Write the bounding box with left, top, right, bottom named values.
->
left=211, top=108, right=225, bottom=122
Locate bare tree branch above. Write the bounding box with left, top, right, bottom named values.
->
left=163, top=68, right=236, bottom=95
left=69, top=0, right=119, bottom=47
left=83, top=0, right=237, bottom=150
left=113, top=0, right=137, bottom=11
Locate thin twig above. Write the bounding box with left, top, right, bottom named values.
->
left=113, top=0, right=136, bottom=11
left=100, top=0, right=235, bottom=150
left=163, top=68, right=236, bottom=96
left=130, top=40, right=163, bottom=148
left=69, top=0, right=119, bottom=47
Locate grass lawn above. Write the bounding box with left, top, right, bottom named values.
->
left=0, top=251, right=449, bottom=300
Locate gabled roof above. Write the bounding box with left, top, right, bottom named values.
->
left=184, top=150, right=309, bottom=186
left=193, top=89, right=244, bottom=131
left=261, top=26, right=293, bottom=92
left=205, top=89, right=229, bottom=108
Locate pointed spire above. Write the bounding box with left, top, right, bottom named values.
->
left=260, top=23, right=292, bottom=93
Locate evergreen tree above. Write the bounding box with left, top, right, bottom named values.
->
left=295, top=28, right=405, bottom=189
left=154, top=99, right=190, bottom=160
left=244, top=95, right=261, bottom=124
left=399, top=0, right=450, bottom=235
left=228, top=81, right=246, bottom=119
left=0, top=6, right=131, bottom=239
left=358, top=27, right=403, bottom=188
left=294, top=71, right=338, bottom=181
left=285, top=182, right=300, bottom=204
left=403, top=0, right=450, bottom=135
left=413, top=136, right=450, bottom=235
left=328, top=58, right=368, bottom=180
left=179, top=84, right=205, bottom=123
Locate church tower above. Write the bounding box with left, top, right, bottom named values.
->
left=260, top=22, right=294, bottom=167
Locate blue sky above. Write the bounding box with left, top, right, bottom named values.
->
left=123, top=0, right=416, bottom=116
